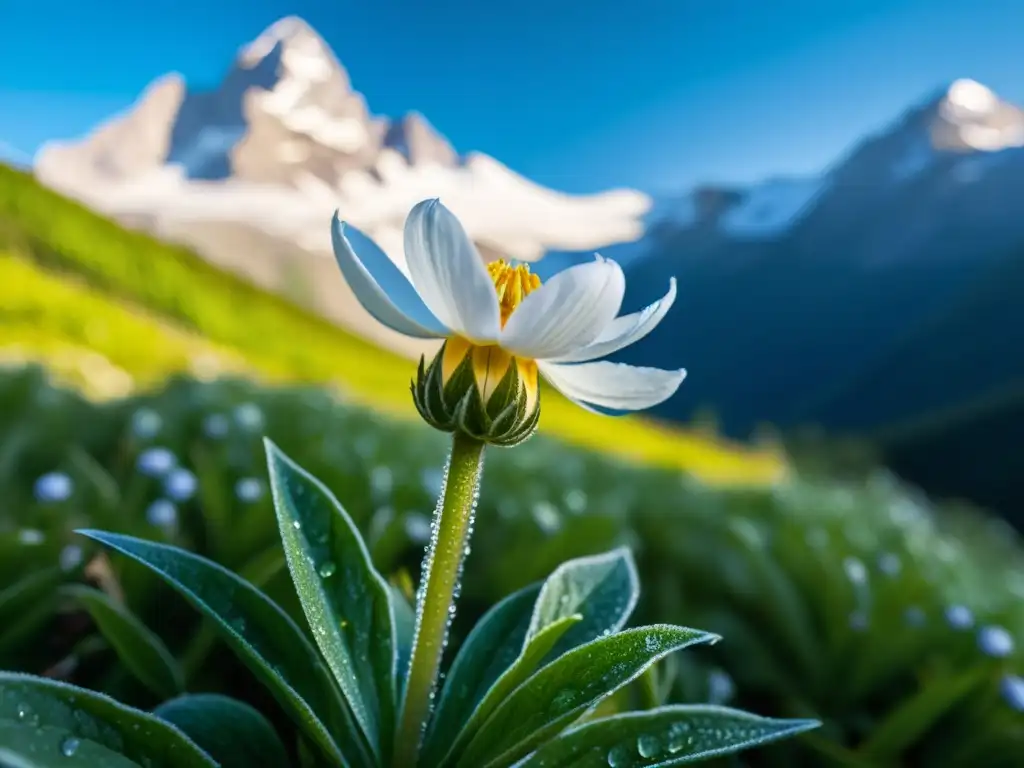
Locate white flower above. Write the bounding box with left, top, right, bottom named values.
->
left=331, top=199, right=684, bottom=431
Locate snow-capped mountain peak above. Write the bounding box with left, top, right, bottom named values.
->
left=931, top=78, right=1024, bottom=152
left=32, top=17, right=649, bottom=355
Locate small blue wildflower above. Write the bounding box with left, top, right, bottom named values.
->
left=59, top=544, right=84, bottom=571
left=849, top=611, right=869, bottom=632
left=33, top=472, right=73, bottom=503
left=563, top=488, right=587, bottom=514
left=707, top=669, right=735, bottom=704
left=531, top=500, right=561, bottom=534
left=843, top=557, right=868, bottom=585
left=876, top=552, right=902, bottom=576
left=202, top=413, right=230, bottom=439
left=130, top=407, right=162, bottom=440
left=945, top=604, right=975, bottom=630
left=233, top=402, right=264, bottom=431
left=146, top=498, right=178, bottom=527
left=1000, top=674, right=1024, bottom=712
left=904, top=606, right=927, bottom=627
left=403, top=513, right=432, bottom=544
left=234, top=477, right=264, bottom=503
left=164, top=468, right=198, bottom=502
left=137, top=447, right=176, bottom=477
left=370, top=465, right=393, bottom=498
left=978, top=625, right=1015, bottom=658
left=18, top=529, right=45, bottom=545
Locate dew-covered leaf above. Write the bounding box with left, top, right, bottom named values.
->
left=77, top=529, right=360, bottom=768
left=62, top=585, right=184, bottom=700
left=423, top=583, right=542, bottom=761
left=514, top=704, right=821, bottom=767
left=527, top=549, right=639, bottom=658
left=0, top=672, right=215, bottom=767
left=389, top=583, right=415, bottom=703
left=265, top=439, right=396, bottom=758
left=154, top=693, right=290, bottom=768
left=458, top=625, right=718, bottom=768
left=436, top=615, right=582, bottom=767
left=0, top=744, right=47, bottom=768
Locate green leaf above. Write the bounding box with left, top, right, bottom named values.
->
left=154, top=693, right=290, bottom=768
left=0, top=725, right=135, bottom=768
left=77, top=529, right=359, bottom=768
left=857, top=668, right=988, bottom=760
left=515, top=704, right=821, bottom=767
left=62, top=584, right=184, bottom=700
left=389, top=584, right=415, bottom=703
left=0, top=672, right=215, bottom=767
left=423, top=584, right=542, bottom=764
left=437, top=615, right=583, bottom=767
left=458, top=624, right=718, bottom=768
left=526, top=548, right=639, bottom=658
left=0, top=745, right=47, bottom=768
left=265, top=439, right=396, bottom=758
left=0, top=568, right=63, bottom=656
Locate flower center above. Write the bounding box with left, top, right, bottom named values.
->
left=487, top=259, right=541, bottom=327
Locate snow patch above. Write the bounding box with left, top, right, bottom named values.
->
left=959, top=122, right=1024, bottom=152
left=42, top=151, right=651, bottom=269
left=944, top=79, right=998, bottom=119
left=278, top=140, right=310, bottom=163
left=240, top=17, right=319, bottom=64
left=719, top=178, right=825, bottom=238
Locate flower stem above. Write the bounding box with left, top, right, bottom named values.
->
left=394, top=432, right=485, bottom=766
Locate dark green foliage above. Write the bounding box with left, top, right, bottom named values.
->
left=0, top=365, right=1022, bottom=765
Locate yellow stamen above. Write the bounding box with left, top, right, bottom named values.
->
left=486, top=259, right=541, bottom=327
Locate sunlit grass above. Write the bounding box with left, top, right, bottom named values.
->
left=0, top=164, right=786, bottom=483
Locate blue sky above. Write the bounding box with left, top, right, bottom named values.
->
left=1, top=0, right=1022, bottom=193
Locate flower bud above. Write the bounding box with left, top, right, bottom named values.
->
left=412, top=337, right=540, bottom=447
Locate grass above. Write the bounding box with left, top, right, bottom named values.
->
left=0, top=162, right=785, bottom=483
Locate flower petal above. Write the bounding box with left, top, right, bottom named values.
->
left=549, top=277, right=677, bottom=363
left=500, top=257, right=625, bottom=360
left=403, top=199, right=501, bottom=341
left=538, top=360, right=686, bottom=413
left=331, top=213, right=449, bottom=339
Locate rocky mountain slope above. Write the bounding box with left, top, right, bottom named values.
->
left=34, top=16, right=650, bottom=355
left=607, top=79, right=1024, bottom=514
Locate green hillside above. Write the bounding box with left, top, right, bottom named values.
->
left=0, top=163, right=785, bottom=483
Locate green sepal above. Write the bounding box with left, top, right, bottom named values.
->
left=412, top=341, right=539, bottom=447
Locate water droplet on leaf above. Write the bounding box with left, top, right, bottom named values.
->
left=60, top=736, right=81, bottom=757
left=637, top=734, right=660, bottom=758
